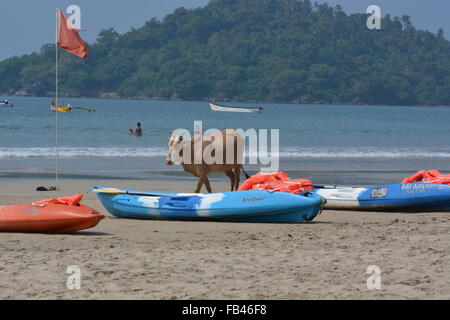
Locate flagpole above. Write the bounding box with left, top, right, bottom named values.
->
left=55, top=8, right=59, bottom=190
left=53, top=8, right=88, bottom=190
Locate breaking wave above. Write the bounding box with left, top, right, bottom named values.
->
left=1, top=146, right=450, bottom=159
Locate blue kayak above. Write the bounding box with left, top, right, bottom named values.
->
left=92, top=186, right=325, bottom=222
left=313, top=183, right=450, bottom=212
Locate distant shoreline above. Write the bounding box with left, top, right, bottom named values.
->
left=2, top=93, right=449, bottom=108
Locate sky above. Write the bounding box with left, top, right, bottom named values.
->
left=0, top=0, right=449, bottom=61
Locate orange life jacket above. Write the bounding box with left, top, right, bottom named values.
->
left=401, top=170, right=450, bottom=185
left=33, top=194, right=83, bottom=207
left=238, top=172, right=313, bottom=194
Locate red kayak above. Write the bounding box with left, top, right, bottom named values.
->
left=0, top=194, right=105, bottom=233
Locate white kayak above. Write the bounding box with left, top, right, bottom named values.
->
left=313, top=183, right=450, bottom=212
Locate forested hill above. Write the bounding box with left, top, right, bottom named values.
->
left=1, top=0, right=450, bottom=106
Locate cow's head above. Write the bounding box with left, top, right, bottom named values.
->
left=165, top=135, right=184, bottom=165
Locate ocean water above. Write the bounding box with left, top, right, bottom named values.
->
left=1, top=96, right=450, bottom=184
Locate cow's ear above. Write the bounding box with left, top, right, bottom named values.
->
left=179, top=136, right=183, bottom=141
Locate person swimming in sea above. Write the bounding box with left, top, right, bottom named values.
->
left=129, top=123, right=142, bottom=136
left=135, top=123, right=142, bottom=136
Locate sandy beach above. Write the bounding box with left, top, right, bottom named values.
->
left=0, top=178, right=448, bottom=300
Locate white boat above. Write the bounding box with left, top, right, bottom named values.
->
left=209, top=102, right=262, bottom=113
left=312, top=183, right=450, bottom=212
left=0, top=99, right=13, bottom=107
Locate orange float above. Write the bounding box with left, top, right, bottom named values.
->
left=0, top=194, right=105, bottom=233
left=402, top=170, right=450, bottom=185
left=238, top=171, right=314, bottom=194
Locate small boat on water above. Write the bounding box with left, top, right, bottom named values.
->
left=0, top=99, right=13, bottom=107
left=313, top=183, right=450, bottom=212
left=209, top=102, right=263, bottom=113
left=50, top=99, right=95, bottom=113
left=92, top=186, right=325, bottom=223
left=51, top=106, right=72, bottom=113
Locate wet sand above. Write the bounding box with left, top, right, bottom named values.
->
left=0, top=179, right=449, bottom=299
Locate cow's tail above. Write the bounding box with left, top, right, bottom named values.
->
left=241, top=165, right=251, bottom=179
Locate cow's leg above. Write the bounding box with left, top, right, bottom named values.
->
left=203, top=175, right=212, bottom=193
left=225, top=170, right=235, bottom=191
left=196, top=167, right=211, bottom=193
left=233, top=166, right=241, bottom=191
left=195, top=177, right=204, bottom=193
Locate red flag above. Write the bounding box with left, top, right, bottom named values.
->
left=57, top=9, right=88, bottom=58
